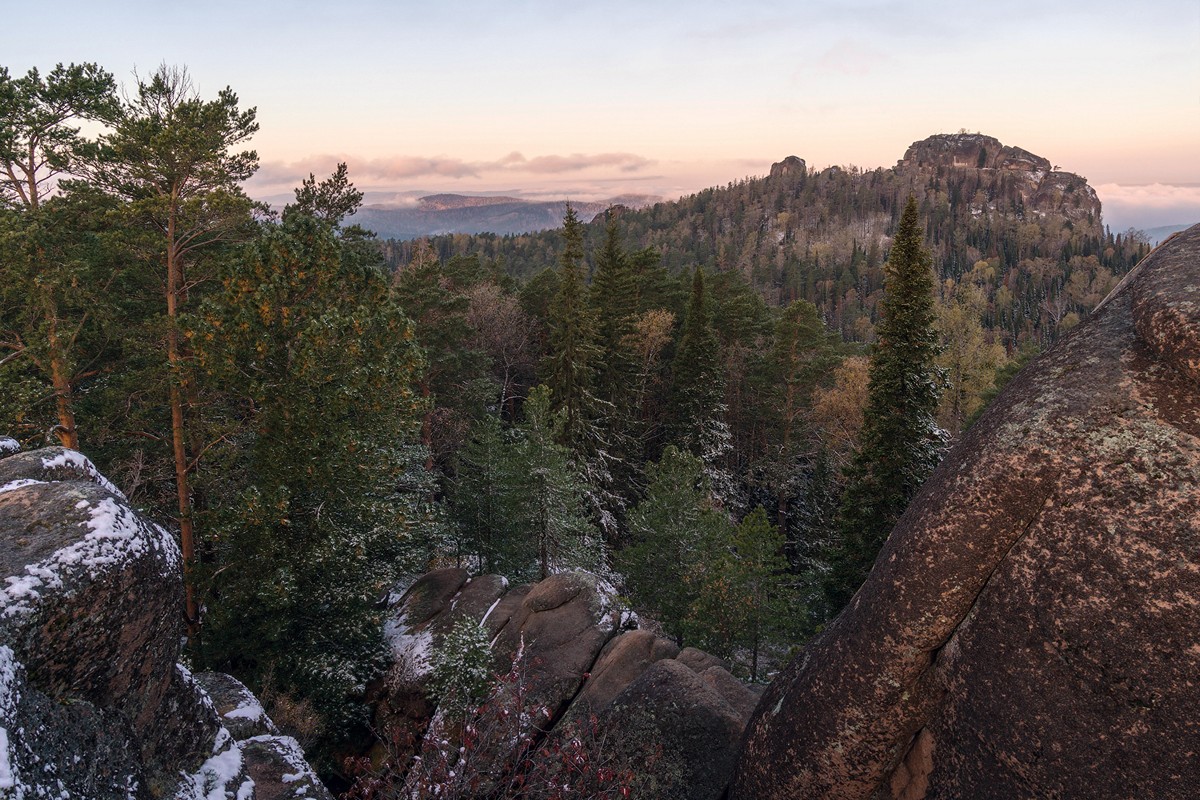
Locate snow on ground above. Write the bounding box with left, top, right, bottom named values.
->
left=0, top=438, right=19, bottom=455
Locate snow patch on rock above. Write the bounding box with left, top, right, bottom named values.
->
left=0, top=646, right=21, bottom=792
left=176, top=740, right=253, bottom=800
left=0, top=479, right=46, bottom=495
left=384, top=610, right=434, bottom=682
left=40, top=450, right=125, bottom=499
left=0, top=495, right=181, bottom=620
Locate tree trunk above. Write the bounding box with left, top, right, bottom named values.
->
left=166, top=228, right=199, bottom=632
left=47, top=317, right=79, bottom=449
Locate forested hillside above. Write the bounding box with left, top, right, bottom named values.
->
left=385, top=133, right=1148, bottom=350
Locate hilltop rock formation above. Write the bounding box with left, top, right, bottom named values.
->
left=0, top=446, right=330, bottom=800
left=734, top=224, right=1200, bottom=798
left=898, top=132, right=1101, bottom=223
left=371, top=567, right=757, bottom=799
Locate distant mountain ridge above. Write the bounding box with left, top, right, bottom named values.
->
left=1143, top=223, right=1194, bottom=246
left=351, top=193, right=659, bottom=238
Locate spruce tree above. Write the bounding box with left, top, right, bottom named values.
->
left=619, top=445, right=732, bottom=644
left=589, top=213, right=637, bottom=405
left=667, top=268, right=734, bottom=503
left=545, top=204, right=600, bottom=450
left=825, top=196, right=946, bottom=612
left=667, top=268, right=724, bottom=449
left=512, top=385, right=604, bottom=580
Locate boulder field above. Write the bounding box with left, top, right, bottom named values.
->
left=734, top=225, right=1200, bottom=798
left=0, top=446, right=330, bottom=800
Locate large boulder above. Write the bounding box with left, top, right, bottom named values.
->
left=491, top=571, right=622, bottom=722
left=0, top=446, right=330, bottom=799
left=735, top=224, right=1200, bottom=798
left=367, top=566, right=758, bottom=797
left=572, top=629, right=679, bottom=712
left=596, top=659, right=746, bottom=800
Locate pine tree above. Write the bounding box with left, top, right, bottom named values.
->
left=85, top=65, right=259, bottom=627
left=0, top=63, right=120, bottom=448
left=191, top=169, right=425, bottom=751
left=825, top=196, right=946, bottom=612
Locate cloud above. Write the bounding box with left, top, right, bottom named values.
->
left=1095, top=182, right=1200, bottom=208
left=246, top=151, right=656, bottom=190
left=505, top=152, right=655, bottom=174
left=798, top=38, right=894, bottom=78
left=1094, top=183, right=1200, bottom=230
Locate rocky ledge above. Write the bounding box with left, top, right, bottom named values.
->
left=0, top=446, right=330, bottom=800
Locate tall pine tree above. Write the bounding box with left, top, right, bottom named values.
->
left=825, top=196, right=946, bottom=612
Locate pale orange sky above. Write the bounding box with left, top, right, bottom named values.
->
left=11, top=0, right=1200, bottom=229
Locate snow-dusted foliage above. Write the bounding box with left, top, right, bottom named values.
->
left=426, top=616, right=493, bottom=712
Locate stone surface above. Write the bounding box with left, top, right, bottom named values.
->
left=195, top=672, right=280, bottom=741
left=897, top=133, right=1101, bottom=224
left=734, top=224, right=1200, bottom=799
left=491, top=571, right=621, bottom=723
left=676, top=646, right=730, bottom=674
left=699, top=665, right=758, bottom=725
left=240, top=735, right=334, bottom=800
left=599, top=659, right=746, bottom=800
left=0, top=447, right=328, bottom=799
left=573, top=629, right=680, bottom=712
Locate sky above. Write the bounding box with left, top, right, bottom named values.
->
left=8, top=0, right=1200, bottom=230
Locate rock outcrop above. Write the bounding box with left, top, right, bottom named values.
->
left=372, top=567, right=758, bottom=799
left=898, top=132, right=1102, bottom=223
left=0, top=446, right=330, bottom=800
left=734, top=224, right=1200, bottom=798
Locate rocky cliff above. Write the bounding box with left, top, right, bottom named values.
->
left=369, top=568, right=759, bottom=800
left=734, top=223, right=1200, bottom=798
left=0, top=446, right=330, bottom=800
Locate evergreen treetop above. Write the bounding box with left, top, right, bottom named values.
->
left=825, top=196, right=946, bottom=613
